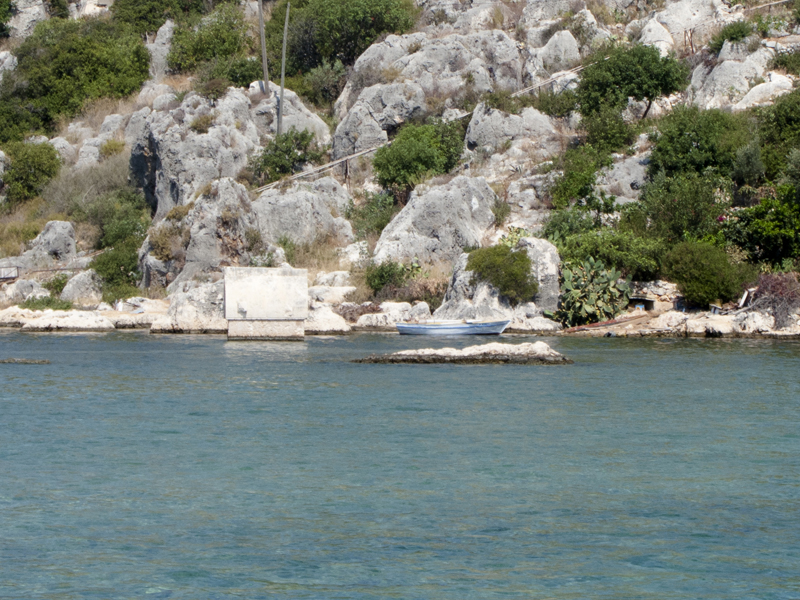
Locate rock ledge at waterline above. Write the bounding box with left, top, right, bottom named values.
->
left=354, top=342, right=572, bottom=365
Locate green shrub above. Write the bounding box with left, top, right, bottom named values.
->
left=548, top=145, right=611, bottom=210
left=622, top=172, right=729, bottom=244
left=771, top=50, right=800, bottom=75
left=365, top=260, right=407, bottom=293
left=43, top=273, right=70, bottom=296
left=559, top=229, right=666, bottom=281
left=2, top=142, right=61, bottom=204
left=531, top=88, right=579, bottom=118
left=250, top=128, right=323, bottom=186
left=46, top=0, right=70, bottom=18
left=648, top=106, right=751, bottom=178
left=372, top=121, right=464, bottom=195
left=168, top=4, right=253, bottom=73
left=277, top=235, right=297, bottom=265
left=731, top=141, right=765, bottom=187
left=21, top=296, right=73, bottom=311
left=723, top=188, right=800, bottom=266
left=0, top=18, right=150, bottom=143
left=584, top=104, right=635, bottom=153
left=757, top=89, right=800, bottom=179
left=481, top=89, right=536, bottom=115
left=101, top=282, right=143, bottom=304
left=466, top=245, right=538, bottom=306
left=0, top=0, right=12, bottom=37
left=111, top=0, right=233, bottom=35
left=556, top=257, right=630, bottom=326
left=71, top=188, right=150, bottom=249
left=577, top=44, right=689, bottom=117
left=265, top=0, right=417, bottom=76
left=543, top=208, right=598, bottom=245
left=92, top=238, right=142, bottom=288
left=303, top=60, right=347, bottom=108
left=663, top=241, right=756, bottom=307
left=709, top=21, right=752, bottom=54
left=345, top=192, right=400, bottom=239
left=491, top=198, right=511, bottom=226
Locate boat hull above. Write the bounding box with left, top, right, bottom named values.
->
left=396, top=320, right=511, bottom=335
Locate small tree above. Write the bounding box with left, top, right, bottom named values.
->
left=0, top=0, right=12, bottom=38
left=3, top=142, right=62, bottom=204
left=466, top=245, right=538, bottom=306
left=250, top=128, right=323, bottom=185
left=577, top=45, right=689, bottom=118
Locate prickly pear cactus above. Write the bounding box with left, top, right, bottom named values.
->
left=556, top=257, right=630, bottom=326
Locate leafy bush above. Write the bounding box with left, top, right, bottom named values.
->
left=466, top=245, right=538, bottom=306
left=731, top=141, right=765, bottom=187
left=757, top=89, right=800, bottom=179
left=168, top=4, right=253, bottom=73
left=0, top=18, right=150, bottom=143
left=71, top=188, right=151, bottom=249
left=556, top=257, right=630, bottom=326
left=481, top=89, right=536, bottom=115
left=622, top=172, right=729, bottom=244
left=372, top=121, right=464, bottom=195
left=21, top=296, right=73, bottom=311
left=46, top=0, right=70, bottom=18
left=549, top=145, right=612, bottom=211
left=92, top=238, right=142, bottom=289
left=491, top=198, right=511, bottom=226
left=559, top=229, right=666, bottom=281
left=265, top=0, right=417, bottom=76
left=723, top=189, right=800, bottom=265
left=303, top=60, right=347, bottom=108
left=663, top=241, right=756, bottom=307
left=111, top=0, right=233, bottom=35
left=583, top=104, right=635, bottom=153
left=709, top=20, right=752, bottom=55
left=0, top=0, right=12, bottom=38
left=365, top=261, right=407, bottom=293
left=577, top=44, right=689, bottom=117
left=648, top=106, right=751, bottom=178
left=771, top=50, right=800, bottom=76
left=43, top=273, right=70, bottom=296
left=2, top=142, right=61, bottom=204
left=345, top=192, right=400, bottom=239
left=531, top=88, right=579, bottom=118
left=751, top=272, right=800, bottom=329
left=543, top=208, right=598, bottom=245
left=250, top=128, right=323, bottom=186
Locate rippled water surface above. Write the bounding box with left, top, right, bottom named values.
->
left=1, top=331, right=799, bottom=599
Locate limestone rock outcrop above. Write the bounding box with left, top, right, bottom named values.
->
left=149, top=281, right=227, bottom=333
left=373, top=176, right=496, bottom=265
left=60, top=270, right=103, bottom=305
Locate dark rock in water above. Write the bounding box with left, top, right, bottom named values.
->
left=0, top=358, right=50, bottom=364
left=354, top=342, right=572, bottom=365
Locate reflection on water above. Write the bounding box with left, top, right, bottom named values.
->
left=1, top=331, right=799, bottom=599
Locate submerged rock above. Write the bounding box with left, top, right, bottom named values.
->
left=355, top=341, right=572, bottom=365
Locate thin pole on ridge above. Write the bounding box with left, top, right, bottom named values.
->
left=278, top=3, right=290, bottom=136
left=258, top=0, right=270, bottom=97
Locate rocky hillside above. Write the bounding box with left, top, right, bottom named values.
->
left=1, top=0, right=800, bottom=334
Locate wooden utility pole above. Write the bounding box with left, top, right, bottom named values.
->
left=278, top=3, right=290, bottom=136
left=258, top=0, right=270, bottom=96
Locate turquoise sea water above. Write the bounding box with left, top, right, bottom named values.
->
left=1, top=330, right=799, bottom=599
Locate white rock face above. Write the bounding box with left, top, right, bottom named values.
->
left=466, top=103, right=561, bottom=160
left=649, top=310, right=689, bottom=330
left=367, top=341, right=572, bottom=364
left=0, top=279, right=49, bottom=305
left=251, top=177, right=354, bottom=248
left=0, top=221, right=78, bottom=272
left=308, top=286, right=357, bottom=305
left=131, top=84, right=329, bottom=220
left=60, top=270, right=103, bottom=305
left=314, top=271, right=351, bottom=287
left=685, top=314, right=736, bottom=337
left=639, top=19, right=674, bottom=57
left=8, top=0, right=47, bottom=39
left=536, top=31, right=581, bottom=73
left=332, top=82, right=427, bottom=158
left=149, top=282, right=227, bottom=333
left=690, top=48, right=774, bottom=109
left=147, top=19, right=174, bottom=81
left=20, top=311, right=116, bottom=332
left=355, top=301, right=414, bottom=329
left=373, top=176, right=496, bottom=265
left=305, top=303, right=352, bottom=334
left=0, top=306, right=39, bottom=327
left=595, top=152, right=650, bottom=204
left=734, top=310, right=775, bottom=333
left=335, top=30, right=523, bottom=121
left=734, top=72, right=794, bottom=111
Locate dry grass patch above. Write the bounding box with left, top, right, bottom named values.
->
left=278, top=235, right=345, bottom=281
left=42, top=153, right=132, bottom=214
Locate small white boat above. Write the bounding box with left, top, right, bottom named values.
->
left=396, top=319, right=511, bottom=335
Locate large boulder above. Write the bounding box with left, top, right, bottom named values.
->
left=466, top=103, right=561, bottom=160
left=251, top=177, right=354, bottom=248
left=432, top=238, right=562, bottom=332
left=332, top=82, right=426, bottom=159
left=8, top=0, right=47, bottom=39
left=149, top=281, right=227, bottom=333
left=734, top=72, right=794, bottom=111
left=0, top=279, right=49, bottom=305
left=373, top=176, right=496, bottom=265
left=594, top=152, right=650, bottom=205
left=335, top=30, right=522, bottom=120
left=147, top=20, right=174, bottom=82
left=60, top=270, right=103, bottom=305
left=0, top=221, right=78, bottom=272
left=639, top=19, right=675, bottom=57
left=689, top=47, right=774, bottom=110
left=536, top=31, right=581, bottom=73
left=305, top=303, right=352, bottom=334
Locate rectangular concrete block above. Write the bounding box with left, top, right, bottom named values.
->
left=224, top=267, right=308, bottom=321
left=227, top=320, right=305, bottom=340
